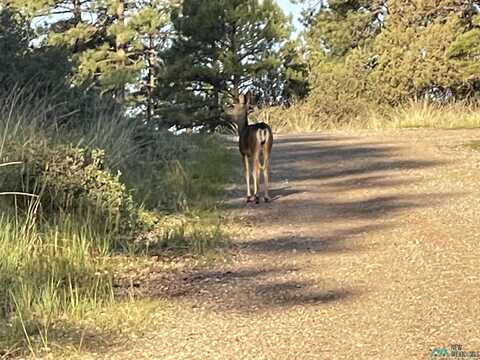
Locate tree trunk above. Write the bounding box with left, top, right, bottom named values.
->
left=73, top=0, right=81, bottom=24
left=230, top=19, right=241, bottom=102
left=116, top=0, right=126, bottom=104
left=233, top=76, right=240, bottom=102
left=146, top=34, right=155, bottom=123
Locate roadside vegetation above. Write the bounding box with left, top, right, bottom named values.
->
left=256, top=100, right=480, bottom=133
left=0, top=91, right=236, bottom=358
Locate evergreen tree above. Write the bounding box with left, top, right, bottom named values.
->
left=280, top=39, right=310, bottom=103
left=251, top=39, right=309, bottom=106
left=9, top=0, right=176, bottom=107
left=155, top=0, right=289, bottom=129
left=304, top=0, right=382, bottom=59
left=370, top=0, right=472, bottom=104
left=302, top=0, right=478, bottom=118
left=0, top=7, right=71, bottom=95
left=302, top=0, right=381, bottom=120
left=448, top=10, right=480, bottom=96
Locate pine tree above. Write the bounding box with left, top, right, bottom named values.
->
left=9, top=0, right=176, bottom=107
left=448, top=11, right=480, bottom=95
left=303, top=0, right=477, bottom=115
left=252, top=39, right=310, bottom=106
left=302, top=0, right=381, bottom=119
left=304, top=0, right=382, bottom=59
left=0, top=7, right=71, bottom=94
left=280, top=39, right=310, bottom=103
left=155, top=0, right=289, bottom=129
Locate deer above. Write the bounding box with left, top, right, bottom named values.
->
left=226, top=92, right=273, bottom=204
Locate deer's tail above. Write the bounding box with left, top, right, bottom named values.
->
left=256, top=129, right=270, bottom=171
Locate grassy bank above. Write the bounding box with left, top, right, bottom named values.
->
left=256, top=100, right=480, bottom=133
left=0, top=91, right=236, bottom=358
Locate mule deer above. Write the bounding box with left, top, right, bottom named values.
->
left=227, top=92, right=273, bottom=204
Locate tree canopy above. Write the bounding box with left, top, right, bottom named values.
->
left=2, top=0, right=480, bottom=128
left=155, top=0, right=289, bottom=129
left=299, top=0, right=480, bottom=120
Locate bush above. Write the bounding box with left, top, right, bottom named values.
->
left=2, top=142, right=139, bottom=232
left=0, top=90, right=141, bottom=233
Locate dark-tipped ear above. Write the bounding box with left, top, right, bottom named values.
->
left=250, top=91, right=259, bottom=106
left=245, top=91, right=251, bottom=105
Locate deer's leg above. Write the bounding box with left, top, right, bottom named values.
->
left=243, top=155, right=253, bottom=202
left=263, top=151, right=271, bottom=202
left=252, top=151, right=260, bottom=204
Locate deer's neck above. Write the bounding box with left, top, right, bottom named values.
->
left=237, top=113, right=249, bottom=136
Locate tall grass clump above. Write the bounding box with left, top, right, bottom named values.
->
left=0, top=89, right=142, bottom=232
left=125, top=130, right=236, bottom=213
left=125, top=133, right=237, bottom=257
left=0, top=213, right=114, bottom=354
left=254, top=102, right=323, bottom=133
left=385, top=100, right=480, bottom=129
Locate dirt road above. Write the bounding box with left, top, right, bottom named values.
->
left=108, top=130, right=480, bottom=359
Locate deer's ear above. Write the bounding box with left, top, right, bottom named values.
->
left=245, top=91, right=251, bottom=105
left=238, top=94, right=246, bottom=104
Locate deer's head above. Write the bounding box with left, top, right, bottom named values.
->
left=225, top=92, right=255, bottom=134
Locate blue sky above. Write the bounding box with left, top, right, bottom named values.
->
left=276, top=0, right=303, bottom=33
left=34, top=1, right=305, bottom=34
left=277, top=0, right=300, bottom=14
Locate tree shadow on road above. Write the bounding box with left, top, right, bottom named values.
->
left=247, top=191, right=459, bottom=227
left=243, top=223, right=389, bottom=254
left=273, top=134, right=356, bottom=145
left=234, top=134, right=451, bottom=223
left=163, top=266, right=358, bottom=312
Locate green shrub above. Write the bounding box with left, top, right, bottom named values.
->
left=0, top=90, right=143, bottom=233
left=2, top=142, right=139, bottom=232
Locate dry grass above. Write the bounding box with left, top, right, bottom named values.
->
left=253, top=102, right=324, bottom=133
left=384, top=100, right=480, bottom=129
left=254, top=100, right=480, bottom=133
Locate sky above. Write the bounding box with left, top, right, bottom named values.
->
left=33, top=1, right=305, bottom=36
left=276, top=0, right=303, bottom=34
